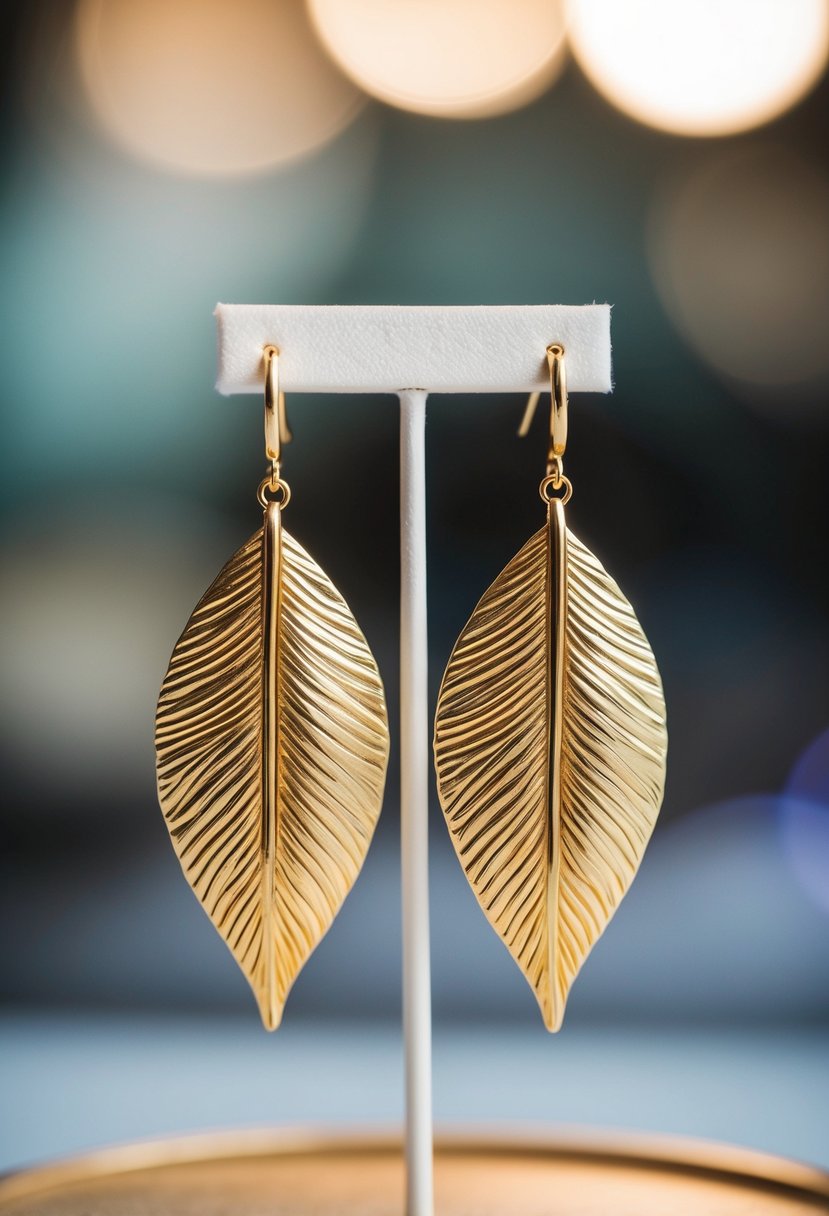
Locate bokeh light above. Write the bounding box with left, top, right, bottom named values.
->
left=648, top=146, right=829, bottom=411
left=568, top=0, right=829, bottom=136
left=0, top=498, right=238, bottom=799
left=309, top=0, right=568, bottom=119
left=75, top=0, right=364, bottom=176
left=0, top=107, right=378, bottom=495
left=638, top=544, right=829, bottom=810
left=568, top=794, right=829, bottom=1020
left=0, top=5, right=827, bottom=1167
left=780, top=728, right=829, bottom=915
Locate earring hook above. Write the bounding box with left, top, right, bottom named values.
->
left=263, top=345, right=293, bottom=469
left=517, top=343, right=568, bottom=474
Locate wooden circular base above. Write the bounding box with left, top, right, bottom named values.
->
left=1, top=1130, right=827, bottom=1215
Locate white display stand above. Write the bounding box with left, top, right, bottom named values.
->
left=214, top=303, right=613, bottom=1216
left=216, top=305, right=611, bottom=395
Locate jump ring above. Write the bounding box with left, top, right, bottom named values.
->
left=257, top=477, right=291, bottom=508
left=539, top=474, right=573, bottom=505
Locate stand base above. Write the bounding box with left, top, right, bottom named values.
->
left=1, top=1130, right=827, bottom=1215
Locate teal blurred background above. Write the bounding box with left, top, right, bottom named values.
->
left=1, top=0, right=828, bottom=1174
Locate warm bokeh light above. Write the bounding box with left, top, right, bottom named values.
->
left=648, top=146, right=829, bottom=408
left=568, top=0, right=829, bottom=136
left=75, top=0, right=364, bottom=175
left=308, top=0, right=568, bottom=119
left=0, top=115, right=379, bottom=491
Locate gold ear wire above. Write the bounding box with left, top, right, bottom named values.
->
left=263, top=345, right=293, bottom=469
left=259, top=345, right=293, bottom=509
left=517, top=343, right=568, bottom=477
left=517, top=391, right=541, bottom=438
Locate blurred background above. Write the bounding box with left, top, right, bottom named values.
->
left=1, top=0, right=828, bottom=1176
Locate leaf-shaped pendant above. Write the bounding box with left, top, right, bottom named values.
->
left=434, top=498, right=667, bottom=1030
left=156, top=503, right=389, bottom=1029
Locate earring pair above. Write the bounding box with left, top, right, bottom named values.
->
left=156, top=344, right=667, bottom=1031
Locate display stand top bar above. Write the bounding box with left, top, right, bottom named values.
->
left=215, top=304, right=612, bottom=395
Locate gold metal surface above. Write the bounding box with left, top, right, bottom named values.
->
left=2, top=1129, right=827, bottom=1215
left=256, top=475, right=291, bottom=509
left=156, top=515, right=389, bottom=1029
left=155, top=361, right=389, bottom=1029
left=518, top=343, right=568, bottom=470
left=263, top=345, right=292, bottom=466
left=434, top=351, right=667, bottom=1030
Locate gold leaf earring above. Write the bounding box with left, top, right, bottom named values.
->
left=155, top=346, right=390, bottom=1030
left=434, top=344, right=667, bottom=1031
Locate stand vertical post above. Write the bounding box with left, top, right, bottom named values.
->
left=398, top=389, right=434, bottom=1216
